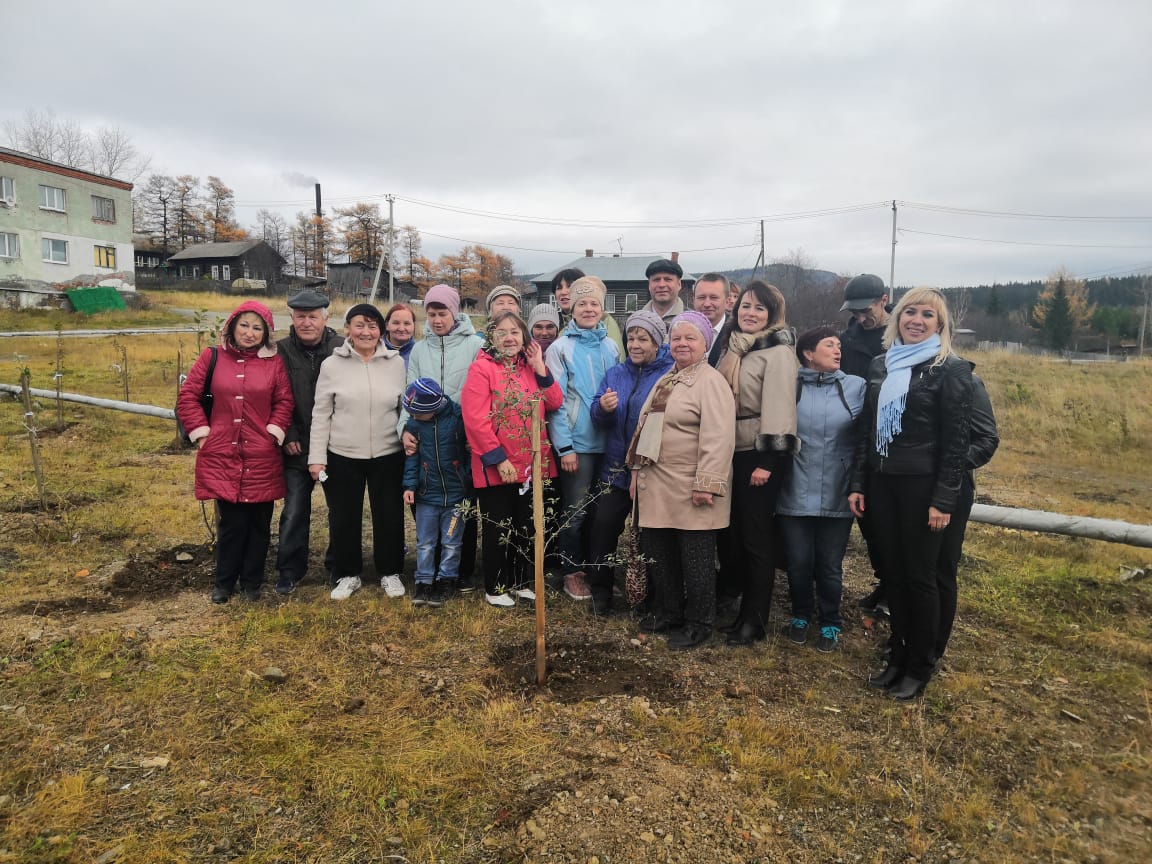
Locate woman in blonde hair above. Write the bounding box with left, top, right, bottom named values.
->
left=848, top=287, right=973, bottom=701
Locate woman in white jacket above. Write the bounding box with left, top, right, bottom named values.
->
left=310, top=304, right=408, bottom=601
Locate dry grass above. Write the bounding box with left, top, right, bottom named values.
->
left=1, top=341, right=1150, bottom=862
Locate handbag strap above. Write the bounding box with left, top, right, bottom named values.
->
left=202, top=347, right=218, bottom=398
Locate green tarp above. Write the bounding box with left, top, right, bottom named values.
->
left=66, top=287, right=127, bottom=314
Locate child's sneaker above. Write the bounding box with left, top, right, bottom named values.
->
left=816, top=626, right=840, bottom=653
left=788, top=618, right=809, bottom=644
left=411, top=582, right=432, bottom=607
left=428, top=580, right=455, bottom=608
left=485, top=591, right=515, bottom=608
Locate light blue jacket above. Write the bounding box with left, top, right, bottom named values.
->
left=545, top=321, right=619, bottom=454
left=777, top=368, right=866, bottom=518
left=398, top=315, right=483, bottom=436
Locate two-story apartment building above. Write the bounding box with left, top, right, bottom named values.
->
left=0, top=146, right=135, bottom=299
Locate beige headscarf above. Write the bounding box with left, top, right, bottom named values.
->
left=716, top=328, right=774, bottom=401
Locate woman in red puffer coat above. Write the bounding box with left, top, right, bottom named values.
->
left=177, top=300, right=294, bottom=604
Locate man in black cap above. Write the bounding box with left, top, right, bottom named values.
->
left=274, top=289, right=343, bottom=594
left=838, top=273, right=891, bottom=379
left=642, top=258, right=686, bottom=326
left=838, top=274, right=892, bottom=614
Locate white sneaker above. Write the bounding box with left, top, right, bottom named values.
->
left=485, top=592, right=515, bottom=607
left=330, top=576, right=361, bottom=600
left=512, top=587, right=536, bottom=602
left=381, top=574, right=406, bottom=598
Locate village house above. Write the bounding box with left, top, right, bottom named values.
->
left=166, top=239, right=285, bottom=286
left=531, top=251, right=696, bottom=321
left=0, top=146, right=135, bottom=305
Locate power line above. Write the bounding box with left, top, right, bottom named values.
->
left=898, top=227, right=1152, bottom=249
left=417, top=229, right=758, bottom=257
left=899, top=200, right=1152, bottom=222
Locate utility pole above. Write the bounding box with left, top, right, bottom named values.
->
left=889, top=200, right=897, bottom=296
left=387, top=194, right=396, bottom=305
left=368, top=194, right=396, bottom=307
left=314, top=183, right=323, bottom=281
left=1139, top=274, right=1150, bottom=357
left=751, top=220, right=765, bottom=279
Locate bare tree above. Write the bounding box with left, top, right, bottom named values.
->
left=135, top=174, right=177, bottom=251
left=3, top=109, right=150, bottom=181
left=254, top=209, right=290, bottom=261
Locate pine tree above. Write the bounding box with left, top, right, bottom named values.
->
left=986, top=285, right=1003, bottom=316
left=1043, top=280, right=1074, bottom=350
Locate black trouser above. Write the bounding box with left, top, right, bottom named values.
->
left=585, top=485, right=633, bottom=603
left=866, top=471, right=945, bottom=680
left=322, top=451, right=405, bottom=581
left=724, top=450, right=784, bottom=632
left=276, top=464, right=330, bottom=582
left=475, top=483, right=535, bottom=594
left=936, top=474, right=975, bottom=659
left=215, top=500, right=275, bottom=593
left=642, top=528, right=716, bottom=628
left=856, top=511, right=885, bottom=591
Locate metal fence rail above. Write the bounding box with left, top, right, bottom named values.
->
left=4, top=383, right=1152, bottom=548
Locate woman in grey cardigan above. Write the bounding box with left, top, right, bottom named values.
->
left=778, top=326, right=866, bottom=653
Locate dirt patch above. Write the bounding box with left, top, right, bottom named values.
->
left=108, top=543, right=215, bottom=599
left=488, top=637, right=684, bottom=704
left=8, top=596, right=121, bottom=616
left=0, top=490, right=100, bottom=513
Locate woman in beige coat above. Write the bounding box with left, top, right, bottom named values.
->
left=628, top=311, right=736, bottom=650
left=715, top=281, right=800, bottom=646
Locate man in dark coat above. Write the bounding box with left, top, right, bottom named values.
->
left=274, top=289, right=343, bottom=594
left=838, top=273, right=891, bottom=379
left=838, top=274, right=892, bottom=612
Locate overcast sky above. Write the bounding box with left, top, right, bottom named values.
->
left=7, top=0, right=1151, bottom=287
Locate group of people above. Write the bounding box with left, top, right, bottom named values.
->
left=175, top=261, right=997, bottom=701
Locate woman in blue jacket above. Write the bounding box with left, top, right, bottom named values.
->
left=545, top=276, right=620, bottom=601
left=778, top=326, right=866, bottom=653
left=585, top=310, right=673, bottom=614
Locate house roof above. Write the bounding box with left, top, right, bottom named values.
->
left=531, top=255, right=697, bottom=288
left=168, top=240, right=266, bottom=261
left=0, top=145, right=133, bottom=190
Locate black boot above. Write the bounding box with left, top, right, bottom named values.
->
left=638, top=613, right=681, bottom=634
left=867, top=664, right=902, bottom=690
left=667, top=625, right=712, bottom=650
left=887, top=675, right=928, bottom=701
left=726, top=621, right=766, bottom=646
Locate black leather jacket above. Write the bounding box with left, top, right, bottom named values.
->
left=850, top=352, right=973, bottom=512
left=839, top=317, right=887, bottom=379
left=968, top=371, right=999, bottom=472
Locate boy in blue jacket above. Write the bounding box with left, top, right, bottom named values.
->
left=402, top=378, right=470, bottom=607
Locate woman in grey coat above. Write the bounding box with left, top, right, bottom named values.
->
left=777, top=326, right=866, bottom=653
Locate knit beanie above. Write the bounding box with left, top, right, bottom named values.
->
left=669, top=310, right=715, bottom=351
left=485, top=284, right=521, bottom=314
left=403, top=377, right=447, bottom=414
left=625, top=309, right=667, bottom=345
left=424, top=284, right=460, bottom=319
left=527, top=303, right=561, bottom=331
left=569, top=276, right=606, bottom=305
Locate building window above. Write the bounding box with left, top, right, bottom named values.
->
left=625, top=293, right=639, bottom=312
left=604, top=294, right=616, bottom=313
left=95, top=246, right=116, bottom=268
left=38, top=185, right=66, bottom=212
left=0, top=176, right=14, bottom=201
left=222, top=264, right=231, bottom=281
left=211, top=265, right=220, bottom=280
left=0, top=232, right=18, bottom=258
left=243, top=264, right=250, bottom=278
left=179, top=266, right=187, bottom=278
left=192, top=266, right=200, bottom=278
left=42, top=238, right=68, bottom=264
left=92, top=196, right=116, bottom=222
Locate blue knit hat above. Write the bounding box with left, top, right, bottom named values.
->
left=403, top=378, right=447, bottom=414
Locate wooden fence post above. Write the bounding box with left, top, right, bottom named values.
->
left=19, top=370, right=48, bottom=510
left=531, top=404, right=547, bottom=686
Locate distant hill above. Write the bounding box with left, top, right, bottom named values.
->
left=721, top=263, right=842, bottom=288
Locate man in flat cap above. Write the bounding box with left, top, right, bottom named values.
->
left=837, top=274, right=892, bottom=614
left=838, top=273, right=891, bottom=379
left=275, top=289, right=343, bottom=594
left=642, top=258, right=686, bottom=326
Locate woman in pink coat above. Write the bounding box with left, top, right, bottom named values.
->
left=461, top=311, right=563, bottom=607
left=177, top=300, right=294, bottom=604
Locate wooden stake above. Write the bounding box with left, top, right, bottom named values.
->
left=19, top=371, right=47, bottom=510
left=531, top=403, right=546, bottom=686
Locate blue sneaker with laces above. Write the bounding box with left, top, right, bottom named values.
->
left=816, top=625, right=840, bottom=653
left=788, top=618, right=809, bottom=644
